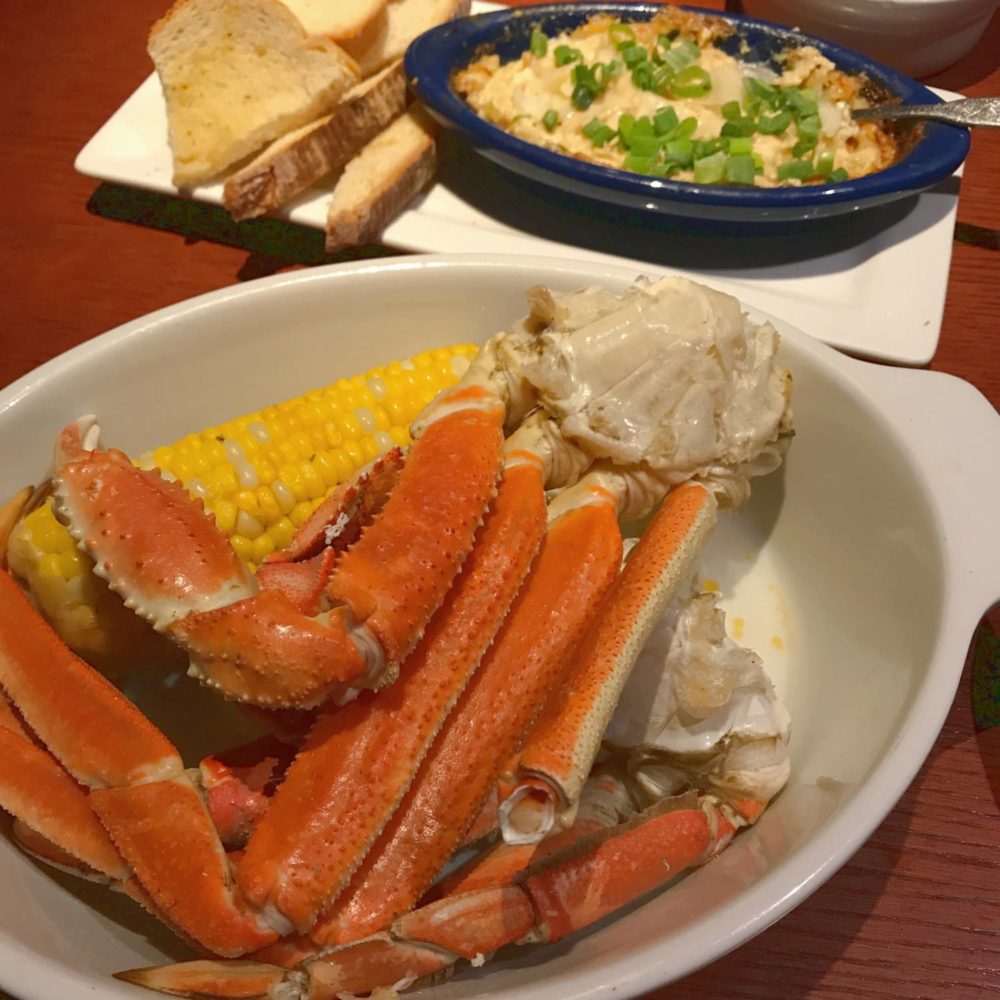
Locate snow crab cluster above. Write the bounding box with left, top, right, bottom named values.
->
left=0, top=275, right=793, bottom=998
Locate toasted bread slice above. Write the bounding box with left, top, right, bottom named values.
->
left=149, top=0, right=360, bottom=186
left=325, top=105, right=438, bottom=250
left=342, top=0, right=472, bottom=76
left=223, top=61, right=407, bottom=220
left=277, top=0, right=386, bottom=40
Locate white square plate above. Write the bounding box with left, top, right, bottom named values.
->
left=74, top=3, right=962, bottom=365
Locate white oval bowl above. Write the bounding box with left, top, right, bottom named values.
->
left=741, top=0, right=998, bottom=78
left=1, top=255, right=998, bottom=1000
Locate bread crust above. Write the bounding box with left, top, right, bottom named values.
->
left=148, top=0, right=359, bottom=186
left=325, top=107, right=439, bottom=250
left=343, top=0, right=472, bottom=76
left=223, top=61, right=407, bottom=220
left=277, top=0, right=387, bottom=40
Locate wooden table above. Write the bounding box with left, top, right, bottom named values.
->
left=1, top=2, right=997, bottom=998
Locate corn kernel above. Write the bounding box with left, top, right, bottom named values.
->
left=344, top=440, right=364, bottom=468
left=252, top=533, right=276, bottom=563
left=230, top=535, right=254, bottom=562
left=268, top=517, right=296, bottom=550
left=360, top=437, right=380, bottom=462
left=333, top=448, right=354, bottom=482
left=301, top=462, right=326, bottom=500
left=290, top=501, right=314, bottom=527
left=279, top=465, right=310, bottom=503
left=212, top=500, right=238, bottom=535
left=390, top=426, right=411, bottom=448
left=59, top=547, right=84, bottom=581
left=313, top=452, right=340, bottom=487
left=236, top=510, right=264, bottom=540
left=337, top=413, right=362, bottom=442
left=256, top=488, right=282, bottom=527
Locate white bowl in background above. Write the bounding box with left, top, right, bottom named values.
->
left=0, top=255, right=998, bottom=1000
left=740, top=0, right=998, bottom=77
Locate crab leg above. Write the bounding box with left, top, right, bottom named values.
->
left=432, top=766, right=639, bottom=900
left=233, top=456, right=547, bottom=932
left=121, top=793, right=740, bottom=999
left=53, top=390, right=506, bottom=707
left=499, top=482, right=718, bottom=845
left=284, top=476, right=624, bottom=953
left=0, top=570, right=279, bottom=956
left=0, top=696, right=128, bottom=882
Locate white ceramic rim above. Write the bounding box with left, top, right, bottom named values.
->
left=1, top=254, right=998, bottom=1000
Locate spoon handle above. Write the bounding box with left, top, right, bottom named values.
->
left=853, top=97, right=1000, bottom=129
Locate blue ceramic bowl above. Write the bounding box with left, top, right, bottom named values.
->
left=405, top=2, right=970, bottom=224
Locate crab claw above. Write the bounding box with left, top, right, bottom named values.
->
left=50, top=391, right=507, bottom=708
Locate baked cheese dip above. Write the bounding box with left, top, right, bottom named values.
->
left=453, top=8, right=898, bottom=187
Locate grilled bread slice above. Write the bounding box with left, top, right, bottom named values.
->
left=277, top=0, right=386, bottom=40
left=342, top=0, right=472, bottom=76
left=325, top=105, right=438, bottom=250
left=223, top=61, right=407, bottom=220
left=149, top=0, right=360, bottom=186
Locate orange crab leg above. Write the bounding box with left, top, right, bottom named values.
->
left=499, top=483, right=718, bottom=844
left=0, top=571, right=278, bottom=956
left=234, top=458, right=547, bottom=931
left=300, top=481, right=624, bottom=951
left=122, top=796, right=738, bottom=999
left=53, top=391, right=506, bottom=708
left=0, top=721, right=128, bottom=881
left=432, top=768, right=637, bottom=900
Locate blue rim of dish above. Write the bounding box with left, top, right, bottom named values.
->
left=405, top=2, right=970, bottom=215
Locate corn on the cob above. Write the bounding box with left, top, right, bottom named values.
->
left=5, top=344, right=478, bottom=674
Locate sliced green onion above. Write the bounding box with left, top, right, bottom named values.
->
left=571, top=83, right=595, bottom=110
left=693, top=137, right=723, bottom=159
left=530, top=29, right=548, bottom=57
left=542, top=109, right=559, bottom=132
left=583, top=118, right=617, bottom=147
left=617, top=113, right=636, bottom=146
left=554, top=45, right=583, bottom=66
left=669, top=115, right=698, bottom=140
left=721, top=117, right=756, bottom=138
left=631, top=62, right=655, bottom=90
left=752, top=152, right=764, bottom=174
left=624, top=153, right=656, bottom=173
left=745, top=77, right=780, bottom=108
left=631, top=116, right=655, bottom=137
left=662, top=38, right=700, bottom=73
left=726, top=136, right=753, bottom=155
left=785, top=87, right=818, bottom=118
left=621, top=43, right=648, bottom=68
left=594, top=62, right=618, bottom=89
left=629, top=133, right=663, bottom=157
left=671, top=65, right=711, bottom=98
left=777, top=159, right=813, bottom=180
left=652, top=66, right=675, bottom=95
left=647, top=162, right=678, bottom=178
left=664, top=138, right=693, bottom=167
left=609, top=22, right=637, bottom=49
left=792, top=136, right=818, bottom=157
left=829, top=167, right=849, bottom=182
left=725, top=153, right=756, bottom=184
left=721, top=100, right=742, bottom=121
left=757, top=111, right=792, bottom=135
left=815, top=151, right=835, bottom=176
left=693, top=151, right=726, bottom=184
left=796, top=114, right=821, bottom=139
left=653, top=106, right=680, bottom=136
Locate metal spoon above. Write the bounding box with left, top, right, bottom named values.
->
left=852, top=97, right=1000, bottom=129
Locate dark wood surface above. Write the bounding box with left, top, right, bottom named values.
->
left=0, top=2, right=997, bottom=998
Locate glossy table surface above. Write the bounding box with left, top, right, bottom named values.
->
left=0, top=2, right=997, bottom=998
